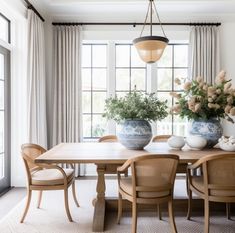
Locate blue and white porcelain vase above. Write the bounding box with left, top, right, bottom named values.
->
left=118, top=119, right=152, bottom=150
left=190, top=118, right=223, bottom=148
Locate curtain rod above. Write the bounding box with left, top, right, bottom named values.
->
left=52, top=22, right=221, bottom=26
left=24, top=0, right=45, bottom=22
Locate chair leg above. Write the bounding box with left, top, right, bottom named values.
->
left=204, top=199, right=210, bottom=233
left=132, top=201, right=137, bottom=233
left=226, top=203, right=231, bottom=220
left=124, top=170, right=128, bottom=177
left=37, top=191, right=43, bottom=208
left=64, top=188, right=73, bottom=222
left=157, top=204, right=162, bottom=220
left=117, top=193, right=123, bottom=224
left=187, top=187, right=192, bottom=220
left=72, top=181, right=80, bottom=207
left=20, top=189, right=32, bottom=223
left=168, top=200, right=178, bottom=233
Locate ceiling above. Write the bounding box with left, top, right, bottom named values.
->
left=30, top=0, right=235, bottom=22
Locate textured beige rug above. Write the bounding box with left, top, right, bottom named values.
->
left=0, top=179, right=235, bottom=233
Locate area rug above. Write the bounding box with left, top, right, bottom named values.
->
left=0, top=179, right=235, bottom=233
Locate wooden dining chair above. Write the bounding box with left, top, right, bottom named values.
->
left=187, top=153, right=235, bottom=233
left=117, top=154, right=179, bottom=233
left=152, top=134, right=171, bottom=142
left=20, top=143, right=80, bottom=223
left=98, top=135, right=118, bottom=142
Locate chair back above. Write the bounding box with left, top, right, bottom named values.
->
left=21, top=143, right=46, bottom=183
left=98, top=135, right=118, bottom=142
left=131, top=154, right=179, bottom=197
left=201, top=154, right=235, bottom=197
left=152, top=135, right=171, bottom=142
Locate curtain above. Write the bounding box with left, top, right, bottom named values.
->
left=189, top=26, right=220, bottom=84
left=27, top=9, right=47, bottom=148
left=52, top=25, right=84, bottom=176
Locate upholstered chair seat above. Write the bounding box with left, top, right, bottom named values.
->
left=31, top=168, right=74, bottom=186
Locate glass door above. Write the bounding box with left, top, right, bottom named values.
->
left=0, top=45, right=10, bottom=195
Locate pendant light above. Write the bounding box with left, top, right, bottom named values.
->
left=133, top=0, right=169, bottom=63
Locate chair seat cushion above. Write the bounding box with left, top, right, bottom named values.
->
left=192, top=176, right=235, bottom=197
left=120, top=177, right=170, bottom=198
left=31, top=168, right=74, bottom=186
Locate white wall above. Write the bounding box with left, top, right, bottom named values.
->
left=1, top=0, right=28, bottom=187
left=220, top=22, right=235, bottom=136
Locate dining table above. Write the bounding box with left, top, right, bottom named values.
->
left=35, top=142, right=229, bottom=232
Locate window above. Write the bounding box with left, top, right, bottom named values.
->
left=82, top=44, right=108, bottom=139
left=156, top=44, right=188, bottom=136
left=0, top=13, right=10, bottom=43
left=115, top=44, right=146, bottom=96
left=81, top=42, right=188, bottom=139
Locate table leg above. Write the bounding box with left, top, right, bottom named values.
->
left=92, top=164, right=106, bottom=232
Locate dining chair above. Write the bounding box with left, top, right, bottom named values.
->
left=187, top=153, right=235, bottom=233
left=152, top=134, right=171, bottom=142
left=98, top=135, right=118, bottom=142
left=117, top=154, right=179, bottom=233
left=20, top=143, right=80, bottom=223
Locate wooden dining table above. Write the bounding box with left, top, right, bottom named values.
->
left=35, top=142, right=229, bottom=232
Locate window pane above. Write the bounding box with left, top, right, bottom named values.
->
left=82, top=92, right=91, bottom=113
left=173, top=115, right=187, bottom=136
left=0, top=81, right=4, bottom=109
left=131, top=69, right=146, bottom=90
left=92, top=92, right=106, bottom=113
left=131, top=46, right=145, bottom=67
left=174, top=45, right=188, bottom=67
left=93, top=69, right=106, bottom=90
left=174, top=69, right=188, bottom=91
left=92, top=115, right=107, bottom=137
left=116, top=68, right=130, bottom=91
left=82, top=69, right=91, bottom=90
left=0, top=154, right=4, bottom=179
left=0, top=54, right=4, bottom=79
left=156, top=115, right=173, bottom=135
left=92, top=45, right=107, bottom=67
left=0, top=16, right=9, bottom=43
left=116, top=45, right=130, bottom=67
left=157, top=92, right=172, bottom=109
left=115, top=91, right=129, bottom=98
left=82, top=45, right=91, bottom=67
left=83, top=115, right=91, bottom=137
left=0, top=111, right=4, bottom=153
left=157, top=69, right=172, bottom=90
left=157, top=46, right=172, bottom=67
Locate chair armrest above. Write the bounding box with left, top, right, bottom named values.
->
left=117, top=160, right=132, bottom=173
left=187, top=159, right=203, bottom=171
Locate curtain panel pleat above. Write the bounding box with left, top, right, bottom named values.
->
left=27, top=9, right=47, bottom=148
left=189, top=26, right=220, bottom=84
left=52, top=26, right=84, bottom=176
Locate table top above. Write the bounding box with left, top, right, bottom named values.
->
left=35, top=142, right=233, bottom=164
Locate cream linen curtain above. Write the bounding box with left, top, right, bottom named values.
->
left=189, top=26, right=220, bottom=84
left=52, top=26, right=84, bottom=176
left=27, top=9, right=47, bottom=148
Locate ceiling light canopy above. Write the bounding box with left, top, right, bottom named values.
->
left=133, top=0, right=169, bottom=64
